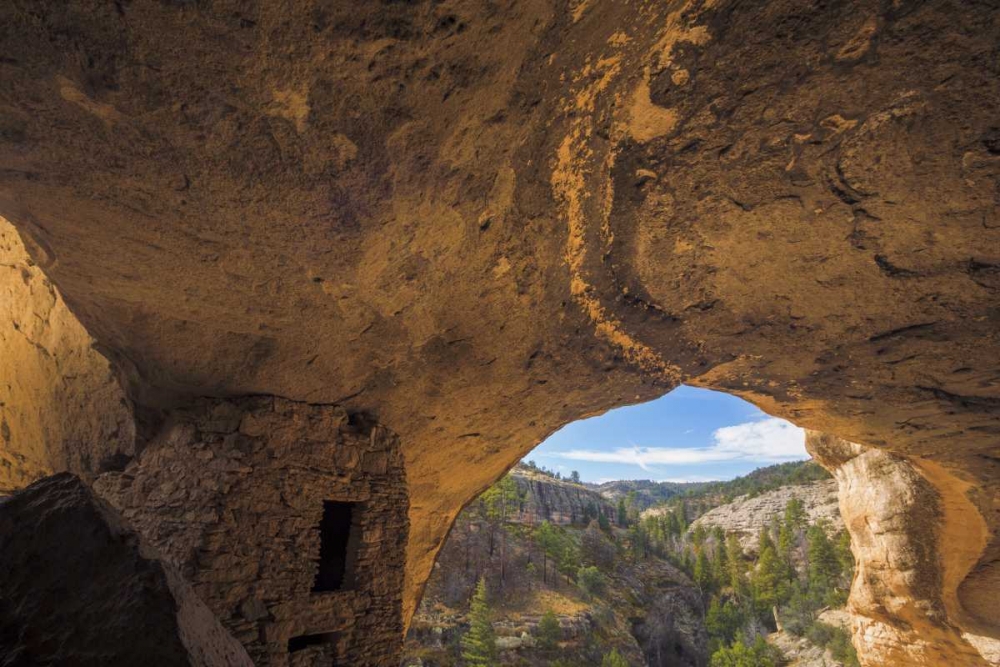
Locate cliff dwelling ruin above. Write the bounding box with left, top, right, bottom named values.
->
left=0, top=0, right=999, bottom=665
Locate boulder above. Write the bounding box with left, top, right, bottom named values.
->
left=0, top=473, right=253, bottom=667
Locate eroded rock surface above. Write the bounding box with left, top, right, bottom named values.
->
left=807, top=431, right=999, bottom=666
left=510, top=465, right=616, bottom=526
left=0, top=473, right=253, bottom=667
left=0, top=217, right=134, bottom=493
left=0, top=1, right=998, bottom=664
left=689, top=480, right=842, bottom=554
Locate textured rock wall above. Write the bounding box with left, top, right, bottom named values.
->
left=0, top=473, right=253, bottom=667
left=689, top=480, right=842, bottom=554
left=806, top=431, right=999, bottom=666
left=510, top=466, right=616, bottom=526
left=0, top=0, right=999, bottom=660
left=0, top=216, right=134, bottom=492
left=95, top=398, right=409, bottom=667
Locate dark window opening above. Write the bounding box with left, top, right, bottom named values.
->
left=287, top=632, right=339, bottom=653
left=312, top=501, right=361, bottom=592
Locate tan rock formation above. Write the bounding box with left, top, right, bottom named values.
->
left=0, top=473, right=253, bottom=667
left=807, top=431, right=999, bottom=666
left=509, top=465, right=615, bottom=526
left=689, top=480, right=842, bottom=554
left=0, top=0, right=998, bottom=664
left=0, top=217, right=134, bottom=492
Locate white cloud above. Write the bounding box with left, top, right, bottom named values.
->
left=553, top=417, right=806, bottom=468
left=657, top=475, right=727, bottom=484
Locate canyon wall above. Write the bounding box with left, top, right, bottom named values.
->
left=0, top=217, right=134, bottom=493
left=689, top=480, right=842, bottom=554
left=0, top=0, right=998, bottom=665
left=807, top=431, right=1000, bottom=666
left=510, top=466, right=616, bottom=526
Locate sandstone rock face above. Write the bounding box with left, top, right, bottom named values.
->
left=806, top=431, right=999, bottom=666
left=689, top=480, right=842, bottom=553
left=0, top=217, right=134, bottom=493
left=0, top=473, right=253, bottom=667
left=768, top=608, right=853, bottom=667
left=0, top=1, right=999, bottom=663
left=95, top=397, right=409, bottom=667
left=510, top=466, right=615, bottom=526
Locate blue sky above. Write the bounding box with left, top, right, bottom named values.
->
left=525, top=385, right=808, bottom=484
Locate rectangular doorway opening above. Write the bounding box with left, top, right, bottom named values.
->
left=287, top=632, right=339, bottom=653
left=312, top=501, right=361, bottom=592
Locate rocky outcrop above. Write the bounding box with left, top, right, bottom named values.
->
left=0, top=473, right=253, bottom=667
left=1, top=1, right=999, bottom=664
left=688, top=480, right=842, bottom=553
left=511, top=466, right=615, bottom=526
left=768, top=609, right=853, bottom=667
left=0, top=218, right=134, bottom=493
left=806, top=432, right=999, bottom=667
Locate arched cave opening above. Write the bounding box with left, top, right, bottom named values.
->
left=403, top=386, right=856, bottom=667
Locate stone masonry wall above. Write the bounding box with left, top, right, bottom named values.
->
left=95, top=397, right=408, bottom=667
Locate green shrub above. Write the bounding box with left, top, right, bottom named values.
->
left=577, top=565, right=606, bottom=598
left=601, top=648, right=629, bottom=667
left=536, top=610, right=562, bottom=651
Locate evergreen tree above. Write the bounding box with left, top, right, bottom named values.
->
left=694, top=549, right=714, bottom=596
left=726, top=534, right=747, bottom=597
left=807, top=525, right=841, bottom=604
left=577, top=565, right=605, bottom=598
left=582, top=519, right=616, bottom=570
left=617, top=497, right=629, bottom=527
left=783, top=497, right=807, bottom=529
left=705, top=598, right=745, bottom=652
left=535, top=521, right=560, bottom=584
left=713, top=529, right=729, bottom=583
left=752, top=540, right=784, bottom=621
left=536, top=610, right=562, bottom=651
left=601, top=648, right=629, bottom=667
left=710, top=636, right=780, bottom=667
left=461, top=578, right=497, bottom=667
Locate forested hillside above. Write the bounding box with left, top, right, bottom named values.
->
left=403, top=461, right=857, bottom=667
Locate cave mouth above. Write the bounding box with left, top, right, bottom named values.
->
left=403, top=385, right=845, bottom=666
left=312, top=500, right=363, bottom=593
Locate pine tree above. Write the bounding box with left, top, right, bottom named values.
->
left=535, top=521, right=560, bottom=584
left=694, top=549, right=713, bottom=596
left=784, top=497, right=806, bottom=529
left=536, top=610, right=562, bottom=651
left=461, top=577, right=497, bottom=667
left=726, top=534, right=747, bottom=597
left=601, top=648, right=629, bottom=667
left=807, top=525, right=841, bottom=604
left=752, top=540, right=783, bottom=620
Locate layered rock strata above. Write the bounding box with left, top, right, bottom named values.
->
left=807, top=431, right=1000, bottom=666
left=0, top=473, right=253, bottom=667
left=510, top=465, right=616, bottom=526
left=689, top=480, right=842, bottom=553
left=0, top=217, right=134, bottom=493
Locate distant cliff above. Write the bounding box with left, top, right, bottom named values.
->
left=687, top=480, right=842, bottom=553
left=593, top=478, right=698, bottom=511
left=510, top=465, right=616, bottom=526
